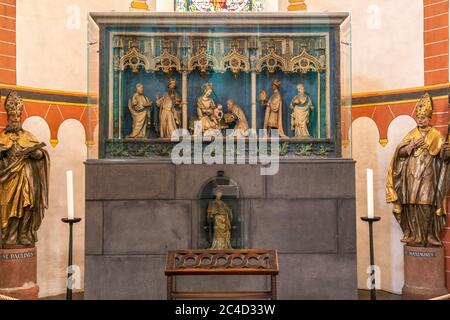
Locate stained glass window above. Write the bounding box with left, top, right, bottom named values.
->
left=175, top=0, right=264, bottom=12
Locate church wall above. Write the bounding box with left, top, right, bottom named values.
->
left=280, top=0, right=424, bottom=93
left=352, top=116, right=418, bottom=294
left=21, top=117, right=87, bottom=297
left=0, top=0, right=16, bottom=85
left=15, top=0, right=425, bottom=93
left=12, top=0, right=139, bottom=298
left=1, top=0, right=446, bottom=298
left=424, top=0, right=449, bottom=85
left=15, top=0, right=141, bottom=92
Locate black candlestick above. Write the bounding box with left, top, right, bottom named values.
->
left=61, top=217, right=82, bottom=300
left=360, top=216, right=381, bottom=300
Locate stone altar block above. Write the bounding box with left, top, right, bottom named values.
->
left=84, top=159, right=357, bottom=299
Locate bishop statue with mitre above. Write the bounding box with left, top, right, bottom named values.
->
left=0, top=92, right=50, bottom=247
left=386, top=93, right=450, bottom=247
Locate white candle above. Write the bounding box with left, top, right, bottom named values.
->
left=367, top=169, right=374, bottom=219
left=66, top=170, right=74, bottom=220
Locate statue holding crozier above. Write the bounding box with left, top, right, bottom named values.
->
left=0, top=92, right=49, bottom=299
left=386, top=93, right=450, bottom=299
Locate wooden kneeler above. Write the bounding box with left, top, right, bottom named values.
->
left=165, top=249, right=279, bottom=300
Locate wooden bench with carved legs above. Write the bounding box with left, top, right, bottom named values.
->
left=165, top=249, right=279, bottom=300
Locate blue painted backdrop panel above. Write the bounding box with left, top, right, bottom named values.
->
left=103, top=24, right=337, bottom=140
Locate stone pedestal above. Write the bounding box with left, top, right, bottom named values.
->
left=0, top=247, right=39, bottom=300
left=403, top=245, right=448, bottom=300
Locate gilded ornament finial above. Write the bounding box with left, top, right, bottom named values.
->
left=130, top=0, right=149, bottom=11
left=288, top=0, right=307, bottom=11
left=50, top=139, right=59, bottom=148
left=415, top=93, right=433, bottom=118
left=379, top=139, right=388, bottom=147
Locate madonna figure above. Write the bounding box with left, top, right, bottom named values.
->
left=196, top=83, right=219, bottom=132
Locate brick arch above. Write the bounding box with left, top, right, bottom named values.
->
left=0, top=86, right=98, bottom=147
left=23, top=101, right=96, bottom=147
left=351, top=115, right=381, bottom=141
left=352, top=88, right=450, bottom=147
left=352, top=104, right=400, bottom=146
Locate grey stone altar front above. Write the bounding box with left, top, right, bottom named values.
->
left=84, top=159, right=356, bottom=299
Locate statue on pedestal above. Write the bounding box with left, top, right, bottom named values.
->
left=261, top=79, right=286, bottom=137
left=207, top=191, right=233, bottom=250
left=0, top=92, right=50, bottom=247
left=290, top=83, right=314, bottom=138
left=156, top=78, right=181, bottom=138
left=386, top=93, right=450, bottom=247
left=126, top=83, right=152, bottom=139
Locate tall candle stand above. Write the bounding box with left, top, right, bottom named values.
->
left=360, top=216, right=381, bottom=300
left=62, top=217, right=82, bottom=300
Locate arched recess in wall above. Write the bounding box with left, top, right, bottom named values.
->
left=351, top=116, right=380, bottom=144
left=22, top=116, right=51, bottom=143
left=197, top=175, right=245, bottom=250
left=386, top=115, right=416, bottom=148
left=351, top=116, right=381, bottom=173
left=352, top=116, right=393, bottom=293
left=56, top=119, right=88, bottom=158
left=51, top=118, right=86, bottom=151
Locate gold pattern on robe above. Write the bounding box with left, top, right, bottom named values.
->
left=386, top=127, right=448, bottom=245
left=207, top=196, right=233, bottom=250
left=0, top=130, right=40, bottom=149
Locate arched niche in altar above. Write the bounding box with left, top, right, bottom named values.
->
left=197, top=172, right=245, bottom=249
